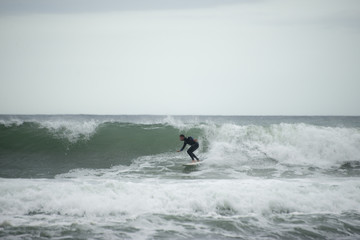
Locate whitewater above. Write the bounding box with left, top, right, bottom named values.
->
left=0, top=115, right=360, bottom=239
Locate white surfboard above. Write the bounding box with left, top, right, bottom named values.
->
left=183, top=162, right=201, bottom=166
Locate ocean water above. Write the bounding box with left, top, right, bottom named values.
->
left=0, top=115, right=360, bottom=240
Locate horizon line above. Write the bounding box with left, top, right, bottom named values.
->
left=0, top=113, right=359, bottom=117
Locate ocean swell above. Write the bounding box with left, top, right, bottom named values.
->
left=0, top=115, right=359, bottom=178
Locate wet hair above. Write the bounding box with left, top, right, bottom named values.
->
left=179, top=134, right=185, bottom=137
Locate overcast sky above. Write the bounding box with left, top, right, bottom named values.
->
left=0, top=0, right=359, bottom=115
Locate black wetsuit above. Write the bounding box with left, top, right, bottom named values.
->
left=180, top=136, right=199, bottom=161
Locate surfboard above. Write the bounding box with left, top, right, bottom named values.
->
left=183, top=162, right=201, bottom=166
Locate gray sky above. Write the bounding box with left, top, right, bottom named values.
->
left=0, top=0, right=359, bottom=115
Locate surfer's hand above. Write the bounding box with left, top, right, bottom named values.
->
left=177, top=150, right=180, bottom=152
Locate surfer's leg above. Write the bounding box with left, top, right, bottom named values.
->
left=187, top=148, right=195, bottom=160
left=191, top=143, right=199, bottom=161
left=187, top=143, right=199, bottom=161
left=193, top=143, right=199, bottom=161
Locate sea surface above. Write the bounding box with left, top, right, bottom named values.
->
left=0, top=115, right=360, bottom=240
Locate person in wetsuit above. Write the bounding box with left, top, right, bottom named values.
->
left=177, top=134, right=199, bottom=162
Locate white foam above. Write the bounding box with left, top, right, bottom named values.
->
left=0, top=118, right=25, bottom=127
left=0, top=117, right=102, bottom=142
left=1, top=178, right=359, bottom=218
left=37, top=119, right=100, bottom=142
left=202, top=123, right=360, bottom=168
left=161, top=115, right=201, bottom=130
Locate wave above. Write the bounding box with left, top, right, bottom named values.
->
left=0, top=121, right=181, bottom=177
left=1, top=177, right=360, bottom=239
left=1, top=177, right=359, bottom=220
left=0, top=115, right=360, bottom=178
left=202, top=122, right=360, bottom=167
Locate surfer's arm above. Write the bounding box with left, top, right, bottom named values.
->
left=179, top=142, right=186, bottom=151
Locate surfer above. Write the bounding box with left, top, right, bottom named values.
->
left=177, top=134, right=199, bottom=162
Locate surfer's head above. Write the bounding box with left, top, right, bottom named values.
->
left=179, top=134, right=185, bottom=141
